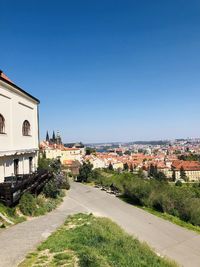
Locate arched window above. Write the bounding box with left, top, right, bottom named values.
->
left=0, top=114, right=5, bottom=134
left=22, top=120, right=31, bottom=136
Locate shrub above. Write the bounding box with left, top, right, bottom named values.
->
left=87, top=169, right=200, bottom=227
left=38, top=157, right=51, bottom=171
left=175, top=180, right=182, bottom=187
left=19, top=193, right=37, bottom=216
left=77, top=161, right=93, bottom=182
left=60, top=177, right=70, bottom=190
left=44, top=198, right=58, bottom=212
left=148, top=191, right=164, bottom=212
left=43, top=179, right=60, bottom=198
left=123, top=178, right=152, bottom=206
left=189, top=199, right=200, bottom=226
left=36, top=195, right=46, bottom=207
left=59, top=190, right=66, bottom=198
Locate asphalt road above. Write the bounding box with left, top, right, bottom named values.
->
left=68, top=182, right=200, bottom=267
left=0, top=181, right=200, bottom=267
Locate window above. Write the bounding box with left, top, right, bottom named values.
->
left=22, top=120, right=31, bottom=136
left=0, top=114, right=5, bottom=134
left=29, top=157, right=33, bottom=173
left=14, top=159, right=19, bottom=176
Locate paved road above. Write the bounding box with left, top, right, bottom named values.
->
left=0, top=182, right=200, bottom=267
left=68, top=182, right=200, bottom=267
left=0, top=189, right=86, bottom=267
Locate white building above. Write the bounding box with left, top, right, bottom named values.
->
left=40, top=141, right=85, bottom=164
left=84, top=155, right=106, bottom=169
left=0, top=71, right=40, bottom=182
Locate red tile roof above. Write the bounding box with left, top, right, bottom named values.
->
left=172, top=160, right=200, bottom=171
left=0, top=71, right=13, bottom=83
left=0, top=70, right=40, bottom=103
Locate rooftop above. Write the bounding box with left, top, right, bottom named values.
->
left=0, top=70, right=40, bottom=104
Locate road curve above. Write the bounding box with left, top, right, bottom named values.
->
left=0, top=181, right=200, bottom=267
left=68, top=182, right=200, bottom=267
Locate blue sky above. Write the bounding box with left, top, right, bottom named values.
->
left=1, top=0, right=200, bottom=143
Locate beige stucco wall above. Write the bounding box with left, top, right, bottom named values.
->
left=0, top=80, right=39, bottom=182
left=175, top=170, right=200, bottom=181
left=45, top=148, right=83, bottom=164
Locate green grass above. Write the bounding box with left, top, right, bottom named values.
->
left=142, top=206, right=200, bottom=234
left=33, top=194, right=64, bottom=216
left=19, top=213, right=178, bottom=267
left=0, top=203, right=26, bottom=227
left=119, top=195, right=200, bottom=234
left=0, top=190, right=66, bottom=228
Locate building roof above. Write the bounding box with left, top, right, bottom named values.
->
left=0, top=70, right=40, bottom=103
left=172, top=160, right=200, bottom=171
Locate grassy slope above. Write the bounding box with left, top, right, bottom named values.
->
left=0, top=203, right=25, bottom=227
left=0, top=192, right=65, bottom=228
left=19, top=213, right=178, bottom=267
left=93, top=170, right=200, bottom=234
left=120, top=195, right=200, bottom=235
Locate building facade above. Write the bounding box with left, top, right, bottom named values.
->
left=172, top=160, right=200, bottom=181
left=40, top=141, right=85, bottom=164
left=0, top=71, right=40, bottom=182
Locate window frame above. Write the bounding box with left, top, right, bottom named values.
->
left=22, top=120, right=31, bottom=136
left=0, top=114, right=5, bottom=134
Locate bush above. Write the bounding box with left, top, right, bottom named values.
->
left=43, top=179, right=60, bottom=198
left=77, top=161, right=93, bottom=182
left=38, top=157, right=51, bottom=171
left=60, top=176, right=70, bottom=190
left=189, top=199, right=200, bottom=226
left=175, top=180, right=182, bottom=187
left=148, top=191, right=164, bottom=212
left=19, top=193, right=37, bottom=216
left=123, top=178, right=153, bottom=206
left=86, top=169, right=200, bottom=227
left=44, top=198, right=58, bottom=212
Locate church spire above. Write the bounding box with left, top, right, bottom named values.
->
left=52, top=130, right=56, bottom=141
left=46, top=131, right=49, bottom=142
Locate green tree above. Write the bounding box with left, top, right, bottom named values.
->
left=108, top=162, right=114, bottom=171
left=123, top=163, right=129, bottom=171
left=85, top=147, right=96, bottom=155
left=124, top=150, right=131, bottom=155
left=38, top=157, right=51, bottom=171
left=149, top=164, right=158, bottom=178
left=156, top=171, right=167, bottom=181
left=180, top=166, right=187, bottom=181
left=19, top=193, right=37, bottom=216
left=77, top=161, right=93, bottom=182
left=175, top=150, right=181, bottom=155
left=42, top=150, right=46, bottom=159
left=138, top=168, right=144, bottom=178
left=130, top=163, right=134, bottom=172
left=172, top=170, right=176, bottom=181
left=43, top=179, right=60, bottom=198
left=50, top=158, right=61, bottom=173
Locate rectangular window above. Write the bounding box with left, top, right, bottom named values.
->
left=14, top=159, right=19, bottom=176
left=29, top=157, right=33, bottom=173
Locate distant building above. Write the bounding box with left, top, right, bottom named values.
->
left=62, top=159, right=81, bottom=176
left=84, top=155, right=106, bottom=169
left=40, top=136, right=85, bottom=164
left=0, top=70, right=40, bottom=182
left=172, top=160, right=200, bottom=181
left=46, top=130, right=62, bottom=145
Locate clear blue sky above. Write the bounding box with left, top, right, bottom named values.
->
left=1, top=0, right=200, bottom=143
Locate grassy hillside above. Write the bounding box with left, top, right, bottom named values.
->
left=0, top=203, right=25, bottom=227
left=19, top=213, right=177, bottom=267
left=86, top=169, right=200, bottom=227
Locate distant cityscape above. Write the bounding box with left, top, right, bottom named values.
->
left=40, top=132, right=200, bottom=182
